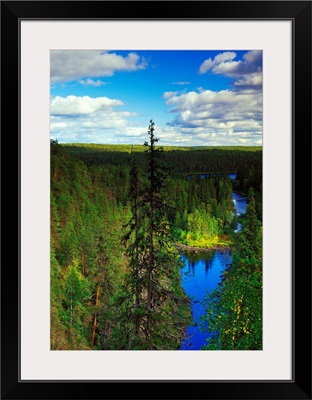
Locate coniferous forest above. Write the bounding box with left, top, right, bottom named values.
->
left=50, top=121, right=262, bottom=350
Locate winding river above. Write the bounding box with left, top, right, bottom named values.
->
left=180, top=184, right=247, bottom=350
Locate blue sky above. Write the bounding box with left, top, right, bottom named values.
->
left=50, top=50, right=262, bottom=146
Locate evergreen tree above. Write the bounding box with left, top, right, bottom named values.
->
left=117, top=154, right=146, bottom=347
left=119, top=120, right=191, bottom=349
left=242, top=188, right=262, bottom=259
left=63, top=260, right=91, bottom=349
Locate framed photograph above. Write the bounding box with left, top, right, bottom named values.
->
left=1, top=1, right=311, bottom=399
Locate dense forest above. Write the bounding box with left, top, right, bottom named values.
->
left=50, top=122, right=262, bottom=350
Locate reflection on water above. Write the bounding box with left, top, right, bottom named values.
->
left=180, top=191, right=247, bottom=350
left=180, top=250, right=232, bottom=350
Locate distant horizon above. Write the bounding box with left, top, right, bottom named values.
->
left=51, top=50, right=263, bottom=146
left=56, top=141, right=263, bottom=148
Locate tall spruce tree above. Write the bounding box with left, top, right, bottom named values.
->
left=118, top=120, right=191, bottom=349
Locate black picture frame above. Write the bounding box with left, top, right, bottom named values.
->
left=1, top=1, right=311, bottom=399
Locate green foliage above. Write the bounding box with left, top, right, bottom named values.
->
left=50, top=135, right=262, bottom=350
left=116, top=121, right=192, bottom=350
left=201, top=191, right=262, bottom=350
left=62, top=260, right=91, bottom=348
left=61, top=142, right=261, bottom=178
left=171, top=176, right=235, bottom=248
left=50, top=141, right=128, bottom=349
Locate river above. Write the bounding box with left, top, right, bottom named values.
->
left=180, top=188, right=247, bottom=350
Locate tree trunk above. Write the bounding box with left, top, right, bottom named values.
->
left=91, top=285, right=100, bottom=348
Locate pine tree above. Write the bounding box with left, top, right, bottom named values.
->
left=143, top=120, right=166, bottom=335
left=63, top=260, right=91, bottom=349
left=119, top=120, right=191, bottom=349
left=120, top=153, right=146, bottom=346
left=238, top=188, right=262, bottom=261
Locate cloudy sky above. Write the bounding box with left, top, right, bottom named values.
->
left=50, top=50, right=262, bottom=146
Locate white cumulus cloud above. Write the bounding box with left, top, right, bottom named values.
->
left=199, top=50, right=262, bottom=91
left=50, top=95, right=147, bottom=144
left=199, top=52, right=236, bottom=75
left=51, top=95, right=124, bottom=116
left=164, top=88, right=262, bottom=145
left=51, top=50, right=148, bottom=83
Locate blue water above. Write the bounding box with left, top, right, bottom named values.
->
left=180, top=191, right=247, bottom=350
left=228, top=173, right=237, bottom=181
left=188, top=173, right=237, bottom=180
left=232, top=192, right=247, bottom=216
left=180, top=250, right=232, bottom=350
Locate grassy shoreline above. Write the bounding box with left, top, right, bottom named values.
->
left=174, top=234, right=232, bottom=253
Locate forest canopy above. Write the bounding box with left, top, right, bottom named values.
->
left=50, top=131, right=262, bottom=350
